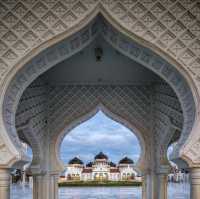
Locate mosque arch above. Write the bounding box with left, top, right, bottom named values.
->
left=1, top=12, right=197, bottom=169
left=0, top=4, right=198, bottom=199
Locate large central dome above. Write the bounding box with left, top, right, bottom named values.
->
left=68, top=157, right=84, bottom=165
left=119, top=157, right=134, bottom=164
left=95, top=152, right=108, bottom=160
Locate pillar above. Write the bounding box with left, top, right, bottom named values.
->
left=22, top=170, right=26, bottom=185
left=33, top=175, right=44, bottom=199
left=32, top=172, right=59, bottom=199
left=0, top=169, right=10, bottom=199
left=142, top=169, right=168, bottom=199
left=156, top=173, right=168, bottom=199
left=142, top=175, right=147, bottom=199
left=50, top=172, right=59, bottom=199
left=190, top=168, right=200, bottom=199
left=142, top=170, right=155, bottom=199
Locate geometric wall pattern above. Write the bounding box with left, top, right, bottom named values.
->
left=0, top=0, right=199, bottom=87
left=16, top=81, right=183, bottom=162
left=16, top=77, right=47, bottom=142
left=2, top=12, right=196, bottom=166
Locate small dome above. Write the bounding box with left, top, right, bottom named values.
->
left=68, top=157, right=83, bottom=165
left=95, top=152, right=108, bottom=160
left=86, top=162, right=93, bottom=167
left=119, top=157, right=134, bottom=164
left=109, top=162, right=116, bottom=167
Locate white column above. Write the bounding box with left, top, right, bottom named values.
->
left=0, top=169, right=10, bottom=199
left=33, top=175, right=43, bottom=199
left=142, top=170, right=168, bottom=199
left=142, top=171, right=155, bottom=199
left=49, top=173, right=59, bottom=199
left=142, top=175, right=147, bottom=199
left=156, top=173, right=168, bottom=199
left=190, top=168, right=200, bottom=199
left=22, top=170, right=26, bottom=185
left=33, top=173, right=59, bottom=199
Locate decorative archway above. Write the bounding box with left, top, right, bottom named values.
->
left=2, top=13, right=197, bottom=166
left=0, top=2, right=199, bottom=199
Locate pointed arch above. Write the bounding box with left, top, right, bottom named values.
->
left=1, top=10, right=197, bottom=166
left=54, top=103, right=146, bottom=172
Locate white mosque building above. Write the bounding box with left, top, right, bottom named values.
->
left=61, top=152, right=139, bottom=181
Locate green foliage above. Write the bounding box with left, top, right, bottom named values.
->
left=58, top=180, right=142, bottom=187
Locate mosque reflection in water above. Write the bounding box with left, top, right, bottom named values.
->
left=11, top=182, right=190, bottom=199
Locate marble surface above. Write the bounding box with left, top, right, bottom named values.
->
left=11, top=182, right=190, bottom=199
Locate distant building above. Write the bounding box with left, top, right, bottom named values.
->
left=168, top=161, right=190, bottom=183
left=61, top=152, right=139, bottom=181
left=168, top=164, right=190, bottom=183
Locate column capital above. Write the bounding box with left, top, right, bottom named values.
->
left=27, top=165, right=46, bottom=176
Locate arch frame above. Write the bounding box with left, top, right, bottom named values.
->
left=0, top=6, right=198, bottom=167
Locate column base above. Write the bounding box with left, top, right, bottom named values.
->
left=0, top=169, right=10, bottom=199
left=142, top=170, right=168, bottom=199
left=190, top=168, right=200, bottom=199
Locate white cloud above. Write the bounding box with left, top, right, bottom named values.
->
left=60, top=111, right=141, bottom=164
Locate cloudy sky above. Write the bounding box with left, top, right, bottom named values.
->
left=60, top=111, right=141, bottom=165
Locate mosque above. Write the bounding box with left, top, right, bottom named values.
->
left=61, top=152, right=139, bottom=181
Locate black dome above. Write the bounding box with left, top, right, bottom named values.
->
left=68, top=157, right=83, bottom=165
left=95, top=152, right=108, bottom=160
left=86, top=162, right=93, bottom=167
left=109, top=162, right=116, bottom=167
left=119, top=157, right=134, bottom=164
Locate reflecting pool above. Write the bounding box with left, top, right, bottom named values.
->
left=11, top=182, right=190, bottom=199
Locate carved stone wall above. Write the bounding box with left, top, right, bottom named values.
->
left=154, top=84, right=183, bottom=132
left=0, top=0, right=199, bottom=167
left=0, top=138, right=15, bottom=166
left=3, top=16, right=196, bottom=156
left=14, top=79, right=184, bottom=168
left=102, top=0, right=200, bottom=84
left=153, top=84, right=183, bottom=166
left=47, top=85, right=152, bottom=137
left=16, top=77, right=47, bottom=141
left=0, top=0, right=199, bottom=85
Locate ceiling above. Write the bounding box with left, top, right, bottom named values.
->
left=43, top=36, right=163, bottom=85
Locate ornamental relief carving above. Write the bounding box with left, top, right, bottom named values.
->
left=2, top=17, right=196, bottom=164
left=0, top=0, right=199, bottom=86
left=0, top=137, right=15, bottom=165
left=183, top=139, right=200, bottom=165
left=47, top=85, right=152, bottom=138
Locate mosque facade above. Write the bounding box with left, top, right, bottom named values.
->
left=62, top=152, right=139, bottom=181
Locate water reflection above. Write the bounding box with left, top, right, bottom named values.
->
left=59, top=187, right=142, bottom=199
left=168, top=183, right=190, bottom=199
left=11, top=183, right=190, bottom=199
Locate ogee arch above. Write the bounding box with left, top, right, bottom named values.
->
left=2, top=14, right=196, bottom=167
left=54, top=104, right=146, bottom=173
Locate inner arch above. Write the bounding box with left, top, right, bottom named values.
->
left=55, top=103, right=146, bottom=172
left=60, top=110, right=141, bottom=166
